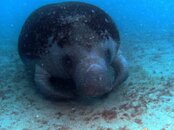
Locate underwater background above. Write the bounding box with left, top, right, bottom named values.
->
left=0, top=0, right=174, bottom=130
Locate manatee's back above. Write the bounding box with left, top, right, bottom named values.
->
left=18, top=2, right=120, bottom=65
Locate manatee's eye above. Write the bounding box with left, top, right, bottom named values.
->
left=62, top=54, right=73, bottom=68
left=104, top=49, right=112, bottom=62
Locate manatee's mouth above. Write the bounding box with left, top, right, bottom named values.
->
left=73, top=61, right=116, bottom=97
left=49, top=76, right=77, bottom=93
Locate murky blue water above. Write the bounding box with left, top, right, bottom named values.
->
left=1, top=0, right=174, bottom=43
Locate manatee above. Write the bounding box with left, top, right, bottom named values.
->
left=18, top=2, right=128, bottom=99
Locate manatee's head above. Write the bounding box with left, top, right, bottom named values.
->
left=62, top=38, right=119, bottom=97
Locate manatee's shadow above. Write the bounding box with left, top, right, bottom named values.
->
left=41, top=89, right=112, bottom=106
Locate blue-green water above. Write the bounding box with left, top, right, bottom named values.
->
left=1, top=0, right=174, bottom=42
left=0, top=0, right=174, bottom=130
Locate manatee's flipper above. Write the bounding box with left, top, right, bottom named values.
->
left=34, top=65, right=75, bottom=100
left=111, top=54, right=129, bottom=87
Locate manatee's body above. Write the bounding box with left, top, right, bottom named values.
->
left=18, top=2, right=128, bottom=99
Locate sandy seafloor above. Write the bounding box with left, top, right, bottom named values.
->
left=0, top=35, right=174, bottom=130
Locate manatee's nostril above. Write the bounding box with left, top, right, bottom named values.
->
left=86, top=64, right=103, bottom=72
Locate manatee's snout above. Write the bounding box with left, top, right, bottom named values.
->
left=74, top=56, right=114, bottom=97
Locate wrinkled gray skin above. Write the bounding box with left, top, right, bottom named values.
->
left=18, top=2, right=128, bottom=99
